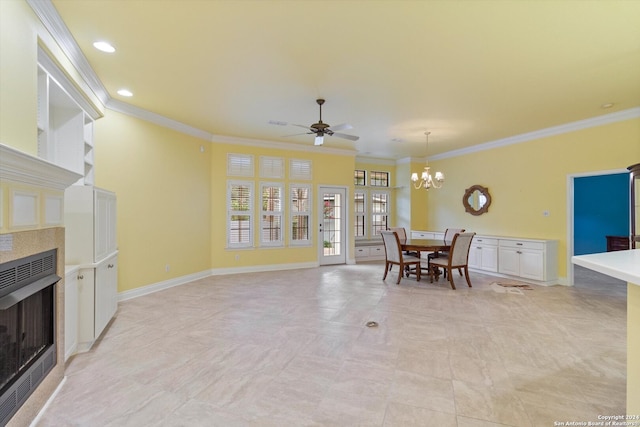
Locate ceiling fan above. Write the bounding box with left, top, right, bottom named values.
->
left=280, top=99, right=359, bottom=146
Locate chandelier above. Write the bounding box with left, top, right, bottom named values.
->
left=411, top=131, right=444, bottom=190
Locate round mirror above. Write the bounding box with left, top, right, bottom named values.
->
left=463, top=185, right=492, bottom=216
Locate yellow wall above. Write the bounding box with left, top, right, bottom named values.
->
left=425, top=118, right=640, bottom=279
left=95, top=110, right=212, bottom=292
left=0, top=0, right=39, bottom=154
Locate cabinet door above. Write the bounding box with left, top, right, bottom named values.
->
left=498, top=248, right=520, bottom=276
left=519, top=250, right=544, bottom=281
left=64, top=271, right=79, bottom=361
left=480, top=246, right=498, bottom=272
left=95, top=255, right=118, bottom=338
left=468, top=245, right=481, bottom=269
left=95, top=190, right=117, bottom=262
left=77, top=268, right=95, bottom=346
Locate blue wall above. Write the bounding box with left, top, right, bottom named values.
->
left=574, top=173, right=629, bottom=255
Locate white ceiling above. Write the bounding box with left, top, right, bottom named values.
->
left=50, top=0, right=640, bottom=160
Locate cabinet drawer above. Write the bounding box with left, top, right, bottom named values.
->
left=474, top=237, right=498, bottom=246
left=355, top=247, right=370, bottom=257
left=499, top=240, right=544, bottom=250
left=369, top=246, right=385, bottom=256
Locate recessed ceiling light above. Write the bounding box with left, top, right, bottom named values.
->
left=601, top=103, right=614, bottom=109
left=93, top=41, right=115, bottom=53
left=117, top=89, right=133, bottom=97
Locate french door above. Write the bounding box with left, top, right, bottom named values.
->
left=318, top=187, right=347, bottom=265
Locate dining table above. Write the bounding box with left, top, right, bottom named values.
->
left=400, top=238, right=451, bottom=280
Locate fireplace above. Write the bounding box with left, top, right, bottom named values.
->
left=0, top=249, right=58, bottom=425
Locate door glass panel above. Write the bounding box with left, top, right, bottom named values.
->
left=323, top=193, right=341, bottom=256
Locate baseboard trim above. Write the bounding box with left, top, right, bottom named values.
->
left=29, top=376, right=67, bottom=427
left=117, top=262, right=319, bottom=301
left=117, top=270, right=212, bottom=302
left=210, top=261, right=318, bottom=276
left=468, top=268, right=568, bottom=287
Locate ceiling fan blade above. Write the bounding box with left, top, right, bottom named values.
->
left=333, top=132, right=360, bottom=141
left=282, top=132, right=311, bottom=137
left=329, top=123, right=353, bottom=132
left=314, top=135, right=324, bottom=146
left=291, top=123, right=312, bottom=130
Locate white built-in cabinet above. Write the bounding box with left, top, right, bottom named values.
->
left=468, top=237, right=498, bottom=272
left=37, top=63, right=94, bottom=186
left=412, top=231, right=558, bottom=284
left=498, top=239, right=557, bottom=282
left=65, top=186, right=118, bottom=351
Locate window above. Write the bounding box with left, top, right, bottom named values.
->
left=260, top=156, right=284, bottom=178
left=290, top=159, right=312, bottom=180
left=354, top=168, right=392, bottom=239
left=227, top=154, right=254, bottom=177
left=371, top=190, right=390, bottom=236
left=354, top=191, right=366, bottom=238
left=227, top=181, right=253, bottom=248
left=260, top=183, right=283, bottom=246
left=290, top=184, right=312, bottom=245
left=370, top=171, right=389, bottom=187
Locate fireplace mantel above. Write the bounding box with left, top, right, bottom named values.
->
left=0, top=144, right=82, bottom=191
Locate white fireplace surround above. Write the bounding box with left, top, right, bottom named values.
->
left=0, top=143, right=81, bottom=426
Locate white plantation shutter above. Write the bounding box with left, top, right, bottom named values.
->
left=260, top=156, right=284, bottom=178
left=227, top=180, right=253, bottom=247
left=290, top=184, right=312, bottom=245
left=290, top=159, right=312, bottom=180
left=227, top=154, right=254, bottom=177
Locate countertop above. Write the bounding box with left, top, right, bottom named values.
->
left=572, top=249, right=640, bottom=285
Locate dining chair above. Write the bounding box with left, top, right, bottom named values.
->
left=388, top=227, right=417, bottom=275
left=380, top=230, right=422, bottom=284
left=428, top=228, right=465, bottom=277
left=429, top=232, right=476, bottom=289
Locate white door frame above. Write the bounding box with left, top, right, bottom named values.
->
left=318, top=186, right=349, bottom=265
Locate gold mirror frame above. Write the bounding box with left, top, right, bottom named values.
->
left=463, top=185, right=492, bottom=216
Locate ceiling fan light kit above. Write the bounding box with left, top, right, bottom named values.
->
left=280, top=99, right=359, bottom=146
left=411, top=131, right=445, bottom=190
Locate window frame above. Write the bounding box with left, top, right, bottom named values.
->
left=289, top=183, right=312, bottom=246
left=259, top=181, right=284, bottom=247
left=227, top=180, right=254, bottom=248
left=370, top=189, right=391, bottom=237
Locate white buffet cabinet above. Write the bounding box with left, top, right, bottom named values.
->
left=355, top=240, right=386, bottom=261
left=413, top=231, right=558, bottom=285
left=65, top=186, right=118, bottom=352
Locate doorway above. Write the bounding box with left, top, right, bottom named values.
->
left=318, top=186, right=347, bottom=265
left=567, top=169, right=629, bottom=285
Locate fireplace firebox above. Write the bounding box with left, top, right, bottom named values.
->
left=0, top=250, right=58, bottom=425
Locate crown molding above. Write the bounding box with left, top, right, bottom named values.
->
left=106, top=99, right=214, bottom=141
left=432, top=107, right=640, bottom=161
left=27, top=0, right=110, bottom=108
left=0, top=144, right=82, bottom=190
left=354, top=156, right=397, bottom=165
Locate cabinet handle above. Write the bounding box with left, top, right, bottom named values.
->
left=108, top=264, right=114, bottom=268
left=516, top=243, right=523, bottom=246
left=517, top=251, right=522, bottom=254
left=77, top=274, right=83, bottom=280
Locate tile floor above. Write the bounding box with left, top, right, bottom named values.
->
left=37, top=264, right=627, bottom=426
